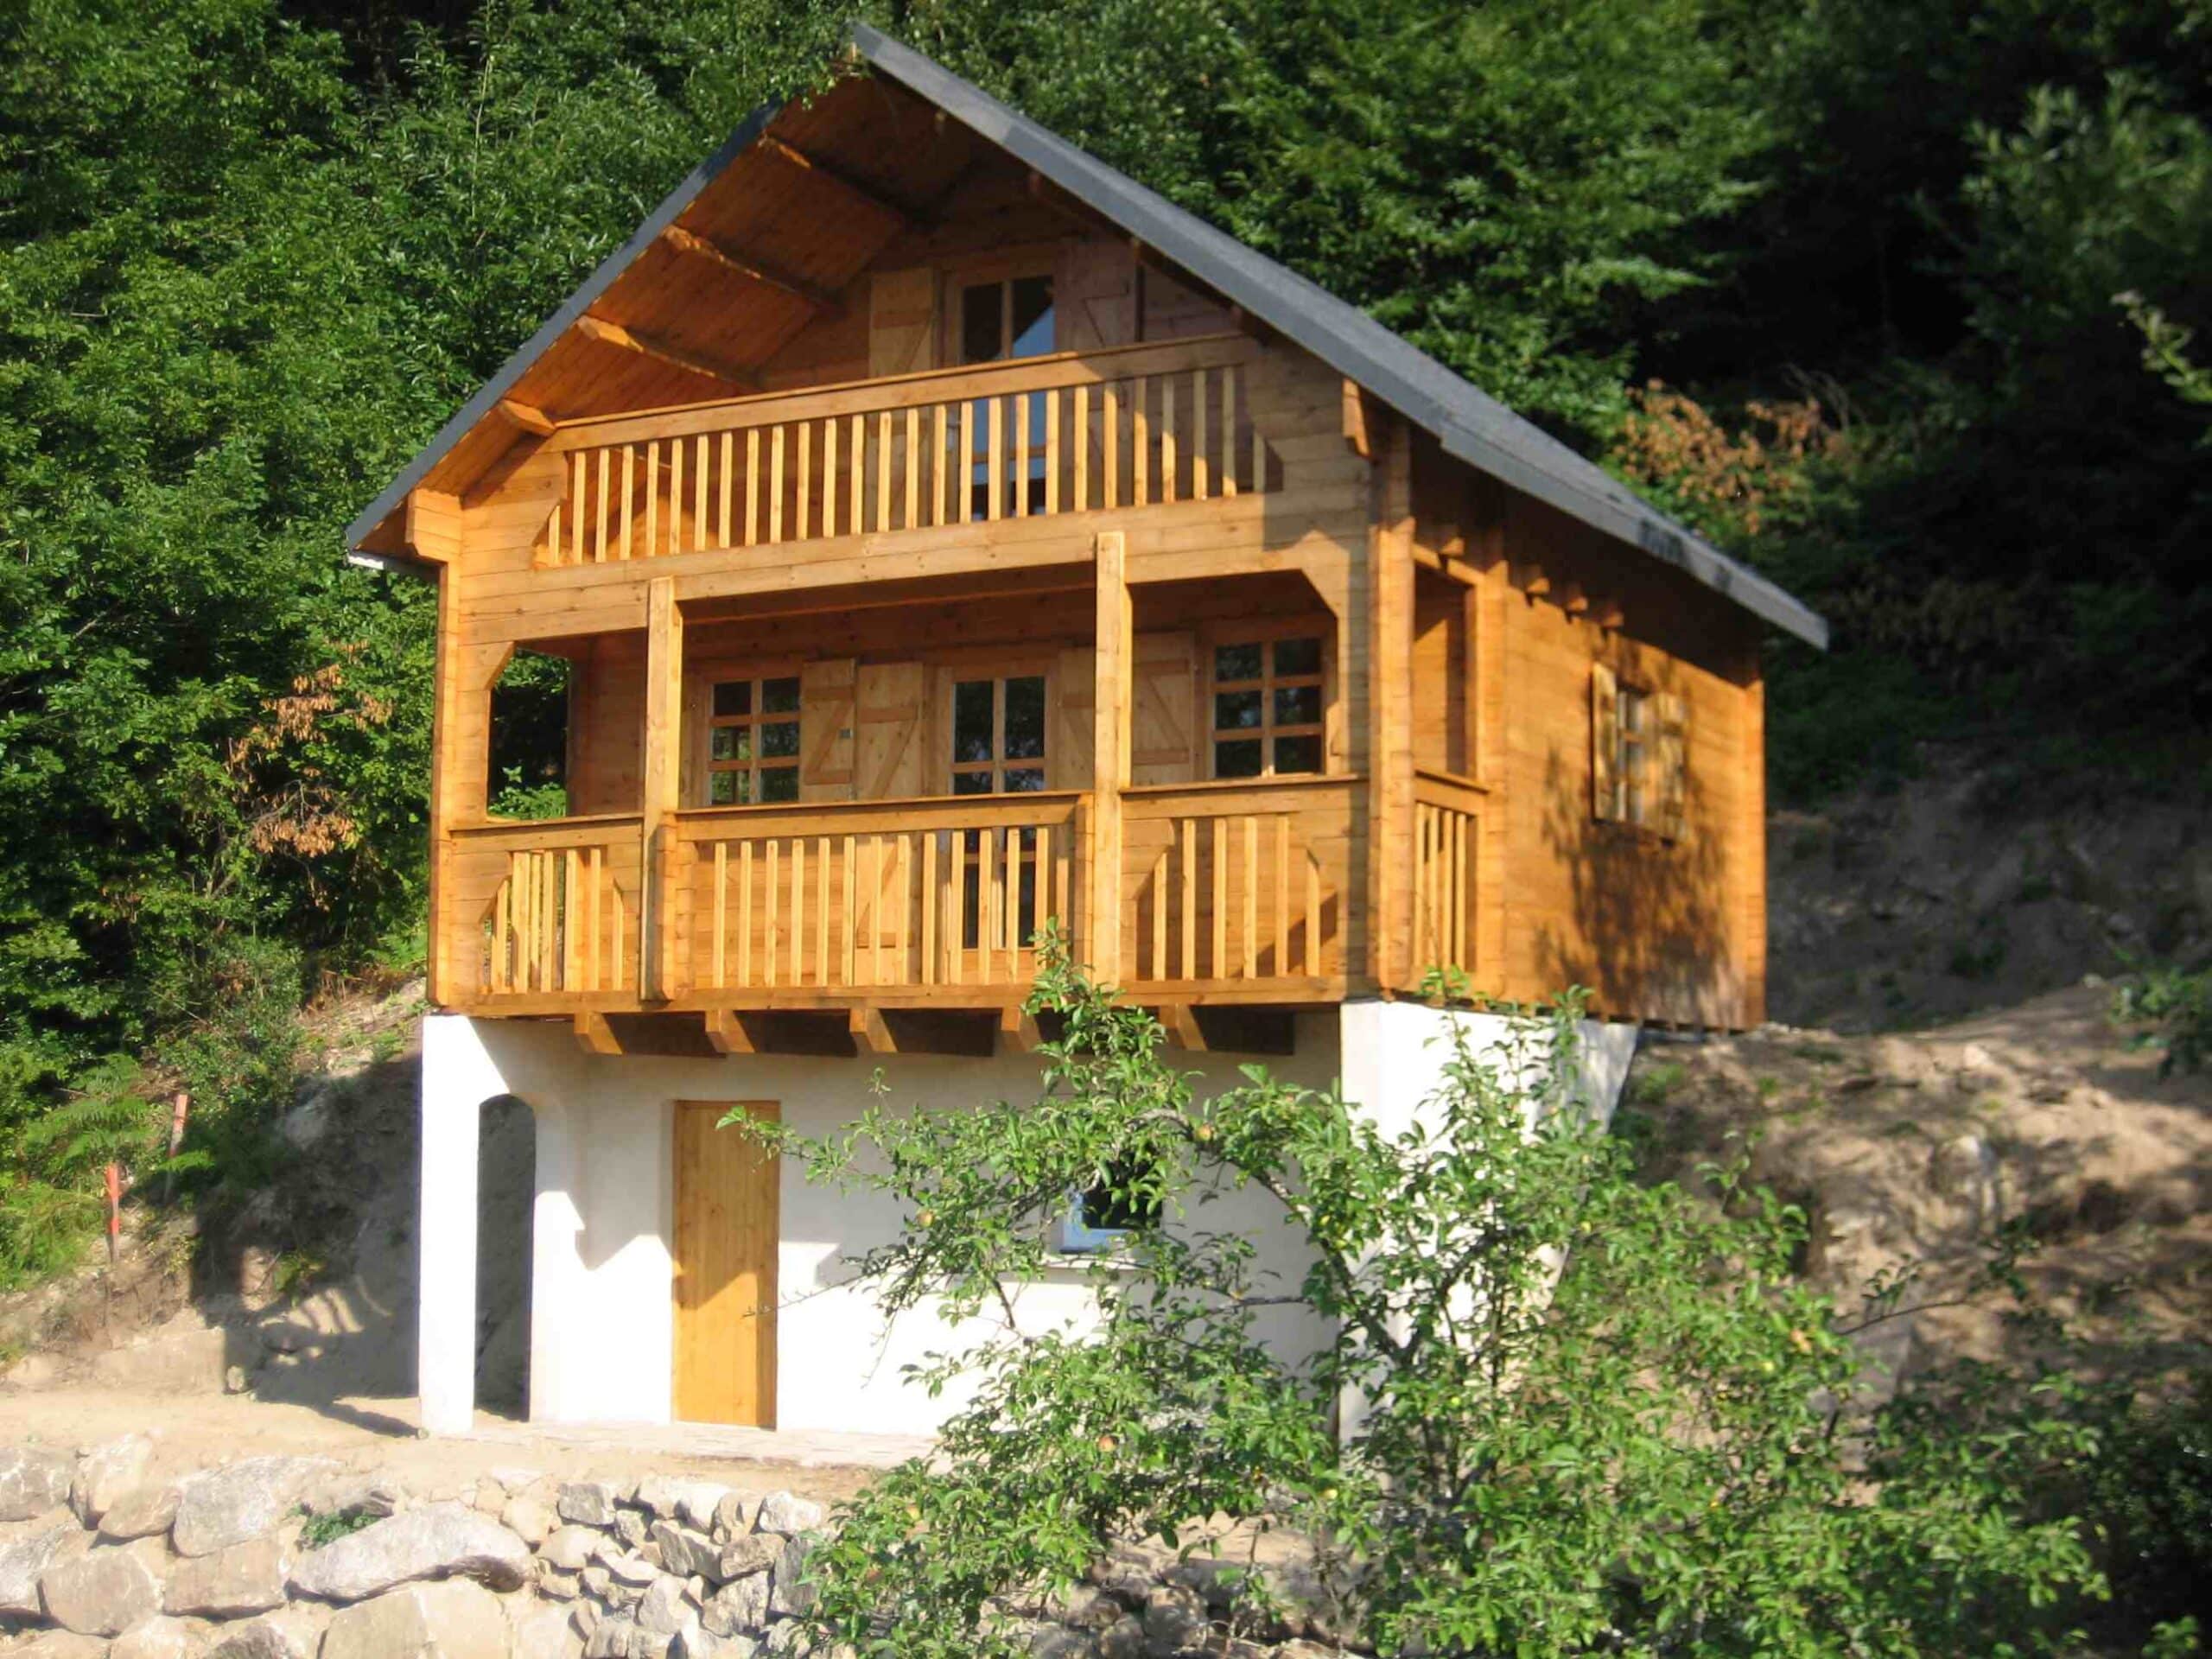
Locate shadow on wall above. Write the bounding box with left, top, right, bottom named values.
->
left=192, top=1058, right=531, bottom=1430
left=474, top=1094, right=535, bottom=1414
left=1533, top=719, right=1738, bottom=1027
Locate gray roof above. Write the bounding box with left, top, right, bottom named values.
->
left=350, top=24, right=1827, bottom=648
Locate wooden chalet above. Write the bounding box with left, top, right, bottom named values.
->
left=350, top=27, right=1827, bottom=1060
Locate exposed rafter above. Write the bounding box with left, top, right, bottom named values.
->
left=759, top=136, right=924, bottom=232
left=575, top=314, right=759, bottom=391
left=497, top=398, right=557, bottom=436
left=658, top=226, right=841, bottom=315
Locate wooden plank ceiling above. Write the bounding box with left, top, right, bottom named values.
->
left=414, top=73, right=981, bottom=504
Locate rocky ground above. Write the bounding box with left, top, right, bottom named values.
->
left=0, top=1439, right=1344, bottom=1659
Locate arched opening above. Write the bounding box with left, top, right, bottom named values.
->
left=474, top=1093, right=536, bottom=1415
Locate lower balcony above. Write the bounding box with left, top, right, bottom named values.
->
left=435, top=778, right=1366, bottom=1035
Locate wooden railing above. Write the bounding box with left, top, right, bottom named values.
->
left=1121, top=778, right=1356, bottom=995
left=677, top=794, right=1087, bottom=997
left=1410, top=771, right=1482, bottom=988
left=451, top=817, right=644, bottom=1002
left=535, top=335, right=1274, bottom=567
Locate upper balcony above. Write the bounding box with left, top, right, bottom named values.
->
left=530, top=334, right=1279, bottom=574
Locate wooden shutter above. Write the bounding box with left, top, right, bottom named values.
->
left=1055, top=241, right=1135, bottom=353
left=855, top=661, right=925, bottom=800
left=1131, top=631, right=1199, bottom=785
left=1653, top=690, right=1688, bottom=842
left=868, top=269, right=938, bottom=378
left=799, top=658, right=855, bottom=800
left=1052, top=646, right=1096, bottom=789
left=1591, top=663, right=1619, bottom=822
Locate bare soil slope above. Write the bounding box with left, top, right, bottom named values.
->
left=1624, top=983, right=2210, bottom=1385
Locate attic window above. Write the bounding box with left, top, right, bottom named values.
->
left=1592, top=664, right=1686, bottom=838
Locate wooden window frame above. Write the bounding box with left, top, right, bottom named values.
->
left=1203, top=619, right=1332, bottom=780
left=939, top=248, right=1063, bottom=365
left=690, top=660, right=804, bottom=807
left=1592, top=663, right=1687, bottom=840
left=936, top=654, right=1058, bottom=797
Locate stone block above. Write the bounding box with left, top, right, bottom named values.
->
left=0, top=1522, right=86, bottom=1616
left=111, top=1613, right=212, bottom=1659
left=752, top=1494, right=823, bottom=1536
left=715, top=1535, right=778, bottom=1583
left=650, top=1521, right=721, bottom=1581
left=766, top=1535, right=815, bottom=1618
left=289, top=1499, right=532, bottom=1599
left=514, top=1600, right=588, bottom=1659
left=504, top=1489, right=558, bottom=1544
left=172, top=1458, right=339, bottom=1558
left=322, top=1579, right=509, bottom=1659
left=164, top=1535, right=291, bottom=1617
left=0, top=1446, right=76, bottom=1522
left=40, top=1543, right=163, bottom=1635
left=543, top=1522, right=602, bottom=1571
left=559, top=1481, right=623, bottom=1527
left=205, top=1604, right=327, bottom=1659
left=100, top=1483, right=184, bottom=1541
left=73, top=1433, right=156, bottom=1525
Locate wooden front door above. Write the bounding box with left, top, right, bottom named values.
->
left=672, top=1100, right=779, bottom=1427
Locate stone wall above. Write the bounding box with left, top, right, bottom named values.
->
left=0, top=1443, right=1359, bottom=1659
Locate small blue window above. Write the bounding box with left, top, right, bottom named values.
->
left=1056, top=1159, right=1160, bottom=1254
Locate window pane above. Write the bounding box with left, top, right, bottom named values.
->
left=1273, top=734, right=1322, bottom=774
left=1008, top=276, right=1054, bottom=359
left=759, top=766, right=800, bottom=804
left=709, top=770, right=739, bottom=805
left=759, top=721, right=798, bottom=760
left=712, top=680, right=752, bottom=717
left=762, top=677, right=801, bottom=715
left=961, top=283, right=1002, bottom=364
left=1214, top=642, right=1262, bottom=683
left=1004, top=767, right=1046, bottom=793
left=1274, top=684, right=1322, bottom=727
left=1274, top=636, right=1322, bottom=677
left=1003, top=676, right=1046, bottom=759
left=953, top=680, right=995, bottom=763
left=951, top=770, right=993, bottom=796
left=1214, top=689, right=1262, bottom=731
left=710, top=727, right=742, bottom=762
left=1215, top=739, right=1263, bottom=778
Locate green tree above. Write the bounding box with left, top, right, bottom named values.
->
left=750, top=955, right=2101, bottom=1656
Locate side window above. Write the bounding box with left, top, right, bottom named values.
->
left=1057, top=1155, right=1163, bottom=1255
left=950, top=674, right=1048, bottom=794
left=1210, top=635, right=1325, bottom=779
left=1592, top=664, right=1686, bottom=837
left=705, top=675, right=801, bottom=804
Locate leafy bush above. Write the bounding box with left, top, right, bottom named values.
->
left=297, top=1505, right=381, bottom=1548
left=2112, top=959, right=2212, bottom=1076
left=753, top=947, right=2102, bottom=1657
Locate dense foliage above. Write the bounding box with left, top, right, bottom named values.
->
left=0, top=0, right=2204, bottom=1260
left=747, top=957, right=2163, bottom=1656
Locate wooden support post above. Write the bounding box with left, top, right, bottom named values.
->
left=849, top=1007, right=897, bottom=1054
left=998, top=1005, right=1041, bottom=1053
left=1154, top=1004, right=1206, bottom=1051
left=1367, top=417, right=1415, bottom=994
left=702, top=1008, right=760, bottom=1054
left=573, top=1012, right=622, bottom=1055
left=642, top=577, right=684, bottom=1001
left=426, top=581, right=507, bottom=1007
left=1091, top=531, right=1131, bottom=987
